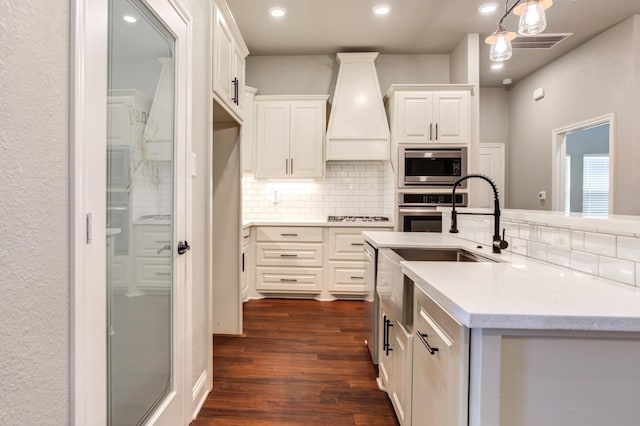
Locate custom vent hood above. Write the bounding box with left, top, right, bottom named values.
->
left=326, top=52, right=390, bottom=160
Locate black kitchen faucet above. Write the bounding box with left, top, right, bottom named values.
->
left=449, top=174, right=509, bottom=254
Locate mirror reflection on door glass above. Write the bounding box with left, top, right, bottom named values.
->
left=106, top=0, right=175, bottom=424
left=564, top=123, right=610, bottom=216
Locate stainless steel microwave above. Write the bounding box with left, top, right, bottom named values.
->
left=399, top=146, right=467, bottom=188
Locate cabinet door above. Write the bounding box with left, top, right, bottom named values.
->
left=378, top=305, right=393, bottom=391
left=212, top=9, right=234, bottom=105
left=289, top=101, right=325, bottom=178
left=390, top=322, right=412, bottom=426
left=432, top=92, right=470, bottom=144
left=240, top=89, right=255, bottom=172
left=254, top=101, right=290, bottom=178
left=412, top=294, right=469, bottom=426
left=395, top=92, right=434, bottom=144
left=231, top=43, right=245, bottom=112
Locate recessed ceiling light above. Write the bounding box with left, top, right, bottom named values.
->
left=491, top=62, right=504, bottom=70
left=478, top=2, right=499, bottom=15
left=502, top=78, right=513, bottom=85
left=372, top=4, right=391, bottom=15
left=269, top=7, right=286, bottom=18
left=122, top=15, right=137, bottom=23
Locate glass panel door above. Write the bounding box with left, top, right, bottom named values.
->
left=107, top=0, right=175, bottom=423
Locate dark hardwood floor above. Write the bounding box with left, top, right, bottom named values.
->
left=192, top=299, right=399, bottom=425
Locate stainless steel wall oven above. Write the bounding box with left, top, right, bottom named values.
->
left=398, top=192, right=467, bottom=233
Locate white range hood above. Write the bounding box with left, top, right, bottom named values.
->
left=325, top=52, right=390, bottom=161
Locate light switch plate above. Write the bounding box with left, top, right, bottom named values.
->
left=533, top=87, right=545, bottom=101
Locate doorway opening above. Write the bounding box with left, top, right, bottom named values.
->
left=552, top=114, right=615, bottom=215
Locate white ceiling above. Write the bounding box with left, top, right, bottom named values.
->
left=227, top=0, right=640, bottom=86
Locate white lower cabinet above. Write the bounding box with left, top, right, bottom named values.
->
left=241, top=227, right=251, bottom=301
left=327, top=227, right=369, bottom=295
left=254, top=226, right=323, bottom=295
left=248, top=225, right=391, bottom=299
left=379, top=300, right=413, bottom=426
left=412, top=285, right=469, bottom=426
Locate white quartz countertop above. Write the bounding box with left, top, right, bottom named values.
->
left=363, top=231, right=640, bottom=332
left=243, top=220, right=394, bottom=228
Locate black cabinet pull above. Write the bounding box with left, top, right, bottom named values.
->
left=280, top=233, right=298, bottom=237
left=350, top=243, right=364, bottom=246
left=435, top=123, right=438, bottom=141
left=416, top=331, right=439, bottom=355
left=279, top=254, right=298, bottom=257
left=429, top=123, right=433, bottom=141
left=177, top=240, right=191, bottom=255
left=231, top=77, right=239, bottom=105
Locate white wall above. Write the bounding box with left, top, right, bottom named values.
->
left=245, top=53, right=450, bottom=97
left=0, top=1, right=70, bottom=423
left=507, top=16, right=639, bottom=214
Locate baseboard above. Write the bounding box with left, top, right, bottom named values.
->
left=191, top=370, right=209, bottom=421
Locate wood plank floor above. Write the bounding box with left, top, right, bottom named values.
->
left=192, top=299, right=399, bottom=425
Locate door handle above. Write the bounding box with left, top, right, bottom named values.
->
left=177, top=240, right=191, bottom=255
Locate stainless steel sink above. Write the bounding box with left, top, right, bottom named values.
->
left=392, top=248, right=497, bottom=263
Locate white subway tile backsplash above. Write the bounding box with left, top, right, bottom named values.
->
left=450, top=210, right=638, bottom=288
left=617, top=236, right=640, bottom=262
left=243, top=161, right=390, bottom=223
left=539, top=226, right=555, bottom=245
left=584, top=232, right=616, bottom=257
left=570, top=251, right=599, bottom=275
left=547, top=247, right=571, bottom=268
left=528, top=241, right=548, bottom=262
left=598, top=257, right=635, bottom=285
left=571, top=230, right=585, bottom=251
left=511, top=237, right=528, bottom=256
left=552, top=229, right=571, bottom=249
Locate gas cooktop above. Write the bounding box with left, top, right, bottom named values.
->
left=327, top=216, right=390, bottom=222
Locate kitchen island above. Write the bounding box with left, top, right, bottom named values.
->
left=363, top=231, right=640, bottom=426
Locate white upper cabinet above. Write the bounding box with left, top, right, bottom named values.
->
left=387, top=85, right=472, bottom=145
left=241, top=86, right=258, bottom=172
left=211, top=0, right=248, bottom=120
left=254, top=95, right=328, bottom=179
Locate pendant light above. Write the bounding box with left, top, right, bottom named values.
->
left=484, top=0, right=554, bottom=62
left=514, top=0, right=553, bottom=35
left=485, top=29, right=517, bottom=62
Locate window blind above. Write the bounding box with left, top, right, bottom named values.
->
left=582, top=155, right=609, bottom=216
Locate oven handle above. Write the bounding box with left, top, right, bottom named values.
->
left=404, top=151, right=463, bottom=158
left=398, top=207, right=443, bottom=216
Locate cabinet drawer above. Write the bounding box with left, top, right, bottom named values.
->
left=133, top=225, right=171, bottom=257
left=327, top=261, right=367, bottom=294
left=256, top=242, right=323, bottom=267
left=328, top=228, right=367, bottom=260
left=135, top=258, right=171, bottom=289
left=255, top=267, right=322, bottom=293
left=256, top=226, right=323, bottom=242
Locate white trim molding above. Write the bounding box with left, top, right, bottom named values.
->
left=71, top=0, right=108, bottom=424
left=551, top=113, right=616, bottom=214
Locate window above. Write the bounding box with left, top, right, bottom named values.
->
left=582, top=154, right=609, bottom=215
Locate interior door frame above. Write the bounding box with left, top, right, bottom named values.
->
left=71, top=0, right=193, bottom=424
left=551, top=113, right=615, bottom=213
